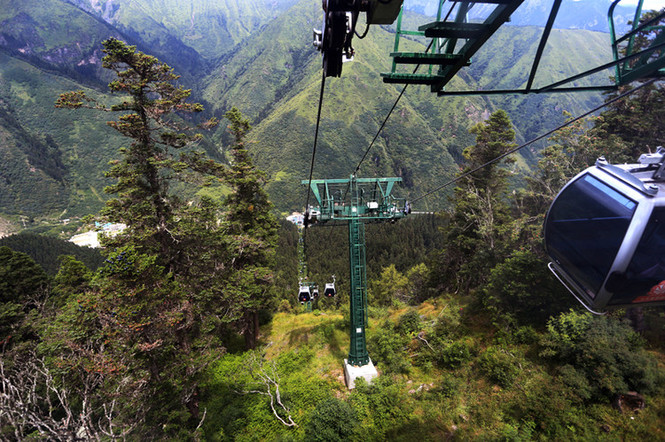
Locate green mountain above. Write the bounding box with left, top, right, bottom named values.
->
left=467, top=26, right=613, bottom=143
left=65, top=0, right=299, bottom=58
left=64, top=0, right=299, bottom=75
left=0, top=0, right=120, bottom=87
left=0, top=51, right=123, bottom=217
left=0, top=97, right=68, bottom=215
left=0, top=0, right=615, bottom=218
left=202, top=3, right=612, bottom=212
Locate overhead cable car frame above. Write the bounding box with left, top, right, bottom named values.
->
left=545, top=149, right=665, bottom=313
left=315, top=0, right=664, bottom=92
left=383, top=0, right=664, bottom=94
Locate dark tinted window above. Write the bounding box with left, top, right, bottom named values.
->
left=546, top=174, right=636, bottom=296
left=608, top=207, right=665, bottom=305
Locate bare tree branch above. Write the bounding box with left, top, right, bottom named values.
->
left=0, top=354, right=136, bottom=441
left=234, top=353, right=297, bottom=427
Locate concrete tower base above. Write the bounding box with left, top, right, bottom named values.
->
left=344, top=358, right=378, bottom=389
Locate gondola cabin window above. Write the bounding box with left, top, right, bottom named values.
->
left=546, top=173, right=637, bottom=298
left=607, top=207, right=665, bottom=306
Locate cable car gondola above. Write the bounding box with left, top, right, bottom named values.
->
left=324, top=276, right=336, bottom=297
left=298, top=284, right=311, bottom=304
left=545, top=149, right=665, bottom=313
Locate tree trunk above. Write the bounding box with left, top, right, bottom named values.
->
left=244, top=311, right=259, bottom=349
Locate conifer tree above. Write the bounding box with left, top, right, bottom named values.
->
left=223, top=107, right=278, bottom=349
left=56, top=37, right=219, bottom=262
left=434, top=110, right=516, bottom=293
left=0, top=246, right=49, bottom=351
left=53, top=39, right=247, bottom=435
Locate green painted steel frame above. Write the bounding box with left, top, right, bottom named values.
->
left=383, top=0, right=663, bottom=96
left=302, top=176, right=407, bottom=222
left=347, top=214, right=368, bottom=365
left=383, top=0, right=524, bottom=90
left=609, top=0, right=665, bottom=86
left=301, top=176, right=407, bottom=366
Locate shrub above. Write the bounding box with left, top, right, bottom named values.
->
left=371, top=265, right=408, bottom=306
left=436, top=340, right=473, bottom=369
left=405, top=263, right=431, bottom=304
left=540, top=310, right=660, bottom=401
left=506, top=372, right=597, bottom=439
left=436, top=373, right=460, bottom=399
left=396, top=309, right=421, bottom=335
left=478, top=347, right=519, bottom=388
left=483, top=250, right=574, bottom=327
left=349, top=376, right=412, bottom=440
left=305, top=398, right=357, bottom=442
left=431, top=299, right=464, bottom=338
left=277, top=299, right=292, bottom=313
left=368, top=325, right=410, bottom=374
left=512, top=325, right=539, bottom=345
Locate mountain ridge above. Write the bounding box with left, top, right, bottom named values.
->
left=0, top=0, right=617, bottom=218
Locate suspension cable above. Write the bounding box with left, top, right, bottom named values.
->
left=412, top=78, right=659, bottom=204
left=353, top=40, right=435, bottom=175
left=303, top=71, right=327, bottom=247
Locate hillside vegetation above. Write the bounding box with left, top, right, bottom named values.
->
left=0, top=0, right=614, bottom=218
left=201, top=303, right=665, bottom=440
left=1, top=2, right=664, bottom=440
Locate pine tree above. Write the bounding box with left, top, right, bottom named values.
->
left=433, top=110, right=516, bottom=293
left=56, top=37, right=219, bottom=263
left=223, top=107, right=278, bottom=349
left=53, top=39, right=247, bottom=435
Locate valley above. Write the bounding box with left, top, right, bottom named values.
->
left=0, top=0, right=616, bottom=220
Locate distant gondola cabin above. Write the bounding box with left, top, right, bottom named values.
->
left=298, top=285, right=311, bottom=304
left=545, top=153, right=665, bottom=312
left=324, top=282, right=336, bottom=297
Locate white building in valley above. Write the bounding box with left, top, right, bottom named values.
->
left=69, top=223, right=126, bottom=248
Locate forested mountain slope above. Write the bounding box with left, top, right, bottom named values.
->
left=65, top=0, right=299, bottom=63
left=0, top=51, right=123, bottom=217
left=0, top=0, right=614, bottom=217
left=0, top=0, right=120, bottom=87
left=204, top=1, right=613, bottom=211
left=467, top=26, right=613, bottom=143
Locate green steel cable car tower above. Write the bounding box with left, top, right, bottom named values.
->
left=302, top=176, right=409, bottom=369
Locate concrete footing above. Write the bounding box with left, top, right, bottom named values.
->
left=344, top=358, right=378, bottom=389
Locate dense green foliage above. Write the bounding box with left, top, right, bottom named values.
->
left=1, top=3, right=665, bottom=440
left=433, top=109, right=518, bottom=294
left=541, top=310, right=660, bottom=401
left=306, top=397, right=358, bottom=442
left=0, top=41, right=284, bottom=439
left=197, top=302, right=664, bottom=441
left=302, top=214, right=445, bottom=310
left=0, top=100, right=69, bottom=215
left=0, top=232, right=103, bottom=275
left=223, top=106, right=279, bottom=349
left=0, top=246, right=49, bottom=351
